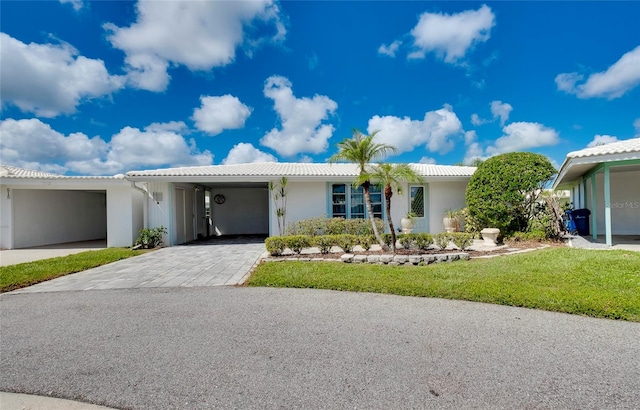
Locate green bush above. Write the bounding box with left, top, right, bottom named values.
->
left=449, top=232, right=473, bottom=250
left=135, top=226, right=167, bottom=249
left=509, top=230, right=547, bottom=242
left=398, top=234, right=415, bottom=250
left=314, top=235, right=336, bottom=254
left=465, top=152, right=556, bottom=236
left=284, top=235, right=312, bottom=254
left=382, top=233, right=394, bottom=247
left=414, top=233, right=433, bottom=250
left=434, top=233, right=450, bottom=250
left=336, top=234, right=358, bottom=253
left=288, top=216, right=385, bottom=237
left=265, top=236, right=287, bottom=256
left=358, top=235, right=374, bottom=251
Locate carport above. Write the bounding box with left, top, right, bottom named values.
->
left=0, top=165, right=143, bottom=250
left=126, top=167, right=271, bottom=246
left=553, top=138, right=640, bottom=246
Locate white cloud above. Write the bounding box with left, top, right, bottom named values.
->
left=0, top=33, right=124, bottom=117
left=464, top=130, right=477, bottom=145
left=378, top=40, right=402, bottom=57
left=222, top=143, right=277, bottom=165
left=105, top=0, right=286, bottom=91
left=408, top=5, right=495, bottom=63
left=192, top=95, right=252, bottom=136
left=463, top=141, right=485, bottom=165
left=471, top=100, right=513, bottom=127
left=490, top=100, right=513, bottom=126
left=299, top=155, right=314, bottom=163
left=260, top=75, right=338, bottom=157
left=0, top=118, right=212, bottom=175
left=0, top=119, right=108, bottom=168
left=418, top=156, right=436, bottom=164
left=486, top=122, right=559, bottom=155
left=59, top=0, right=85, bottom=11
left=587, top=135, right=619, bottom=148
left=471, top=113, right=489, bottom=126
left=366, top=105, right=463, bottom=155
left=555, top=46, right=640, bottom=99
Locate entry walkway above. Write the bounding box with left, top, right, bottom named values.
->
left=9, top=238, right=267, bottom=293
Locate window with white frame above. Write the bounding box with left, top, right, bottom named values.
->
left=330, top=183, right=383, bottom=219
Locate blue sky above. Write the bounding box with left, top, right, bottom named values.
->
left=1, top=1, right=639, bottom=175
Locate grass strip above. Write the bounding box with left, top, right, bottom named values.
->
left=247, top=248, right=640, bottom=321
left=1, top=248, right=144, bottom=293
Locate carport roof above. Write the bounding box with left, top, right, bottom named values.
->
left=553, top=138, right=640, bottom=189
left=125, top=162, right=477, bottom=179
left=0, top=164, right=123, bottom=180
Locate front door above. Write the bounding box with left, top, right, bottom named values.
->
left=409, top=185, right=429, bottom=233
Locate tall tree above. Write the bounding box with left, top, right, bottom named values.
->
left=329, top=129, right=397, bottom=248
left=366, top=163, right=424, bottom=253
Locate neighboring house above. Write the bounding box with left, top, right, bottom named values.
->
left=0, top=165, right=143, bottom=250
left=126, top=163, right=476, bottom=247
left=552, top=138, right=640, bottom=245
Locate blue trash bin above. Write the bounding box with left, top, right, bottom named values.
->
left=572, top=208, right=591, bottom=236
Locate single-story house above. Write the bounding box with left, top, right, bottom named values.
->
left=1, top=162, right=475, bottom=249
left=552, top=138, right=640, bottom=245
left=126, top=163, right=477, bottom=247
left=0, top=165, right=143, bottom=250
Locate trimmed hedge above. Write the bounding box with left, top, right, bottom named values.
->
left=265, top=231, right=472, bottom=256
left=286, top=216, right=385, bottom=236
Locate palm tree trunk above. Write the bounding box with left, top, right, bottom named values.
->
left=384, top=186, right=396, bottom=253
left=362, top=182, right=386, bottom=250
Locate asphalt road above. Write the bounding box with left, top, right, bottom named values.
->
left=1, top=287, right=639, bottom=409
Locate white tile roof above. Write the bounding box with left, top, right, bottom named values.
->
left=126, top=162, right=476, bottom=178
left=552, top=138, right=640, bottom=188
left=0, top=164, right=122, bottom=180
left=567, top=137, right=640, bottom=158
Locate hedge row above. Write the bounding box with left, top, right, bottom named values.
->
left=286, top=216, right=385, bottom=236
left=265, top=232, right=474, bottom=256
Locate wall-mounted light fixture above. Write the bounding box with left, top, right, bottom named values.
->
left=6, top=188, right=10, bottom=199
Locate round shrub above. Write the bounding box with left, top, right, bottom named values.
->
left=465, top=152, right=556, bottom=236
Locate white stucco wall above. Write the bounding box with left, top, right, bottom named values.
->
left=106, top=185, right=137, bottom=247
left=270, top=181, right=327, bottom=235
left=211, top=187, right=269, bottom=235
left=0, top=186, right=12, bottom=249
left=586, top=170, right=640, bottom=235
left=428, top=181, right=469, bottom=234
left=144, top=181, right=172, bottom=245
left=12, top=189, right=107, bottom=248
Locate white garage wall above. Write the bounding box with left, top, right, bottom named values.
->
left=0, top=187, right=11, bottom=249
left=588, top=170, right=640, bottom=235
left=211, top=187, right=269, bottom=235
left=13, top=189, right=107, bottom=248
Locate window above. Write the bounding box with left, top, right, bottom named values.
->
left=330, top=184, right=383, bottom=219
left=410, top=186, right=424, bottom=217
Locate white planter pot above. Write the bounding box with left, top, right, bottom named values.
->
left=400, top=218, right=414, bottom=233
left=481, top=228, right=500, bottom=246
left=443, top=217, right=458, bottom=233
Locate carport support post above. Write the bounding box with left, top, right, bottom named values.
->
left=590, top=175, right=597, bottom=240
left=604, top=163, right=612, bottom=246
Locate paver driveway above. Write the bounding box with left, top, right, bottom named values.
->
left=10, top=237, right=266, bottom=293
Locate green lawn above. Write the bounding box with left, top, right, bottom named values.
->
left=0, top=248, right=144, bottom=293
left=246, top=248, right=640, bottom=321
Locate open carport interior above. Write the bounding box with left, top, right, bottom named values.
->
left=12, top=189, right=107, bottom=249
left=204, top=183, right=270, bottom=238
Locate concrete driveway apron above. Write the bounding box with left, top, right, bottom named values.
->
left=10, top=238, right=266, bottom=294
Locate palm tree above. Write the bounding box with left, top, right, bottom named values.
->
left=329, top=129, right=397, bottom=248
left=366, top=163, right=424, bottom=253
